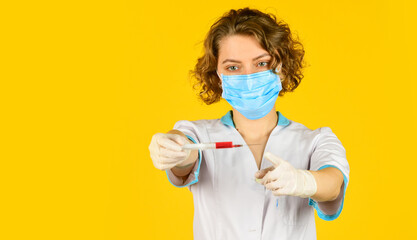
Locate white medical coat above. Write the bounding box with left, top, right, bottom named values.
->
left=166, top=110, right=350, bottom=240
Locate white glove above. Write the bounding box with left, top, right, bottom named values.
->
left=149, top=133, right=193, bottom=170
left=255, top=152, right=317, bottom=198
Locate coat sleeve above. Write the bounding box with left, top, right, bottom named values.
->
left=165, top=120, right=203, bottom=191
left=308, top=127, right=350, bottom=221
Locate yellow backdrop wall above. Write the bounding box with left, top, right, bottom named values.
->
left=1, top=0, right=416, bottom=239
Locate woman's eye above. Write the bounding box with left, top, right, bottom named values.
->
left=227, top=66, right=238, bottom=71
left=258, top=61, right=269, bottom=67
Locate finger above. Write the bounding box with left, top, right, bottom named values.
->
left=264, top=152, right=284, bottom=167
left=170, top=134, right=189, bottom=145
left=259, top=170, right=278, bottom=185
left=148, top=141, right=158, bottom=154
left=151, top=154, right=173, bottom=170
left=258, top=171, right=271, bottom=185
left=265, top=180, right=281, bottom=191
left=157, top=137, right=182, bottom=151
left=255, top=166, right=274, bottom=179
left=149, top=135, right=160, bottom=152
left=272, top=187, right=291, bottom=196
left=265, top=180, right=285, bottom=191
left=151, top=153, right=183, bottom=168
left=158, top=155, right=184, bottom=164
left=160, top=147, right=188, bottom=159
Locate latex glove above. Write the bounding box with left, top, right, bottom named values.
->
left=255, top=152, right=317, bottom=198
left=149, top=133, right=193, bottom=170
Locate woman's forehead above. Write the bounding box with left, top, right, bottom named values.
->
left=218, top=35, right=269, bottom=62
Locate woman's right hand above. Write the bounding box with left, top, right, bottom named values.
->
left=148, top=133, right=193, bottom=170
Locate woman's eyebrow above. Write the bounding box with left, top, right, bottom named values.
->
left=222, top=53, right=270, bottom=64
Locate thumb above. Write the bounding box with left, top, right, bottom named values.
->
left=264, top=152, right=284, bottom=167
left=167, top=134, right=188, bottom=146
left=255, top=166, right=274, bottom=179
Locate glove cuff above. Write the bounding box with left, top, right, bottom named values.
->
left=297, top=170, right=318, bottom=198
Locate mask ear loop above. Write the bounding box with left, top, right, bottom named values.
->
left=216, top=70, right=223, bottom=88
left=275, top=63, right=284, bottom=82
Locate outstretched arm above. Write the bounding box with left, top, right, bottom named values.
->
left=167, top=130, right=198, bottom=179
left=308, top=167, right=344, bottom=202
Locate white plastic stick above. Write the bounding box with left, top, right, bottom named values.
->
left=181, top=143, right=216, bottom=150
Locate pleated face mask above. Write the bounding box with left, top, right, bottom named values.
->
left=217, top=66, right=282, bottom=120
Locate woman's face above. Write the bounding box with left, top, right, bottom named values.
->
left=217, top=34, right=282, bottom=79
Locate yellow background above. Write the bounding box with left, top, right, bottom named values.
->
left=1, top=0, right=416, bottom=239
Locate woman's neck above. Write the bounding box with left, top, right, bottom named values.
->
left=232, top=106, right=278, bottom=140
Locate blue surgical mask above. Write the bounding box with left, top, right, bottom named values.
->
left=217, top=67, right=282, bottom=120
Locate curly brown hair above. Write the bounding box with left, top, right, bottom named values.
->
left=189, top=7, right=306, bottom=105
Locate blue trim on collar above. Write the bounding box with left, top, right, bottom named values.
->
left=220, top=110, right=290, bottom=128
left=220, top=111, right=235, bottom=128
left=277, top=111, right=290, bottom=126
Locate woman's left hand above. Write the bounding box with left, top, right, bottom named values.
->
left=255, top=152, right=317, bottom=198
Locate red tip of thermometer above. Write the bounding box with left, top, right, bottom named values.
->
left=215, top=142, right=242, bottom=148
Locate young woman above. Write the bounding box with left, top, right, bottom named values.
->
left=149, top=7, right=350, bottom=240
